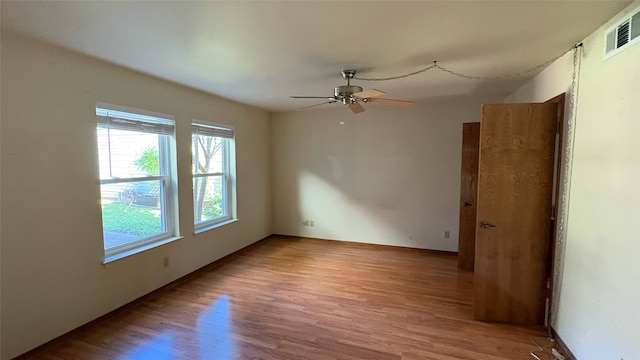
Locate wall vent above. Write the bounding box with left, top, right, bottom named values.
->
left=604, top=5, right=640, bottom=60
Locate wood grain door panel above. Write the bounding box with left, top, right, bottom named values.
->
left=473, top=103, right=557, bottom=325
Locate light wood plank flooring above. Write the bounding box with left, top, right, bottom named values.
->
left=18, top=235, right=553, bottom=359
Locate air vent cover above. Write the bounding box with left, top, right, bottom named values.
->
left=604, top=5, right=640, bottom=60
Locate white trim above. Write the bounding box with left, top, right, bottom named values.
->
left=103, top=235, right=184, bottom=264
left=194, top=219, right=239, bottom=235
left=100, top=175, right=168, bottom=185
left=193, top=172, right=227, bottom=178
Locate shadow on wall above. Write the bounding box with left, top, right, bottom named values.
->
left=272, top=96, right=501, bottom=251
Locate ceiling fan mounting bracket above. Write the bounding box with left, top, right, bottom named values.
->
left=341, top=70, right=356, bottom=80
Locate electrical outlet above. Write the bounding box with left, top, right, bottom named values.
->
left=444, top=230, right=450, bottom=239
left=303, top=220, right=309, bottom=226
left=551, top=348, right=566, bottom=360
left=163, top=256, right=169, bottom=268
left=310, top=220, right=315, bottom=227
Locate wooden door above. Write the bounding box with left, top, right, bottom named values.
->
left=473, top=103, right=557, bottom=325
left=458, top=122, right=480, bottom=271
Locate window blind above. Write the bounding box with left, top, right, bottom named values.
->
left=97, top=108, right=174, bottom=135
left=191, top=123, right=234, bottom=139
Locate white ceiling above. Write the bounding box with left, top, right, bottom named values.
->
left=1, top=1, right=631, bottom=112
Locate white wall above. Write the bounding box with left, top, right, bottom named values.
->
left=0, top=31, right=271, bottom=359
left=272, top=95, right=502, bottom=251
left=506, top=2, right=640, bottom=359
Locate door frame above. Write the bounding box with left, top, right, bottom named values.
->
left=458, top=122, right=480, bottom=271
left=545, top=93, right=566, bottom=326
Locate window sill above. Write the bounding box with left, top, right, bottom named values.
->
left=103, top=235, right=184, bottom=264
left=194, top=218, right=238, bottom=235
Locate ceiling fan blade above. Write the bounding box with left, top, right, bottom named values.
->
left=298, top=100, right=338, bottom=110
left=290, top=96, right=335, bottom=99
left=348, top=102, right=365, bottom=114
left=367, top=98, right=414, bottom=107
left=353, top=89, right=386, bottom=99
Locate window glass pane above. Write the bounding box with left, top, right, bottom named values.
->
left=191, top=122, right=233, bottom=230
left=97, top=105, right=177, bottom=259
left=193, top=175, right=225, bottom=223
left=192, top=134, right=225, bottom=174
left=98, top=128, right=161, bottom=179
left=100, top=180, right=164, bottom=249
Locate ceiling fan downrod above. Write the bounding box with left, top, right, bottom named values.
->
left=336, top=70, right=363, bottom=100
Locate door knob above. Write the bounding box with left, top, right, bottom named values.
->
left=480, top=221, right=496, bottom=229
left=463, top=202, right=472, bottom=207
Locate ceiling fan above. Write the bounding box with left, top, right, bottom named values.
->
left=290, top=70, right=413, bottom=114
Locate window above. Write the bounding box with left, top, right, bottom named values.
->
left=96, top=104, right=179, bottom=261
left=192, top=121, right=236, bottom=231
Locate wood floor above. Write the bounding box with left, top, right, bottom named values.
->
left=18, top=235, right=554, bottom=360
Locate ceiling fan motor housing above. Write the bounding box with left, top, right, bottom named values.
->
left=335, top=85, right=363, bottom=99
left=335, top=70, right=362, bottom=103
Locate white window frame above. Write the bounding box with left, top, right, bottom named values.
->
left=96, top=102, right=180, bottom=263
left=191, top=121, right=236, bottom=233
